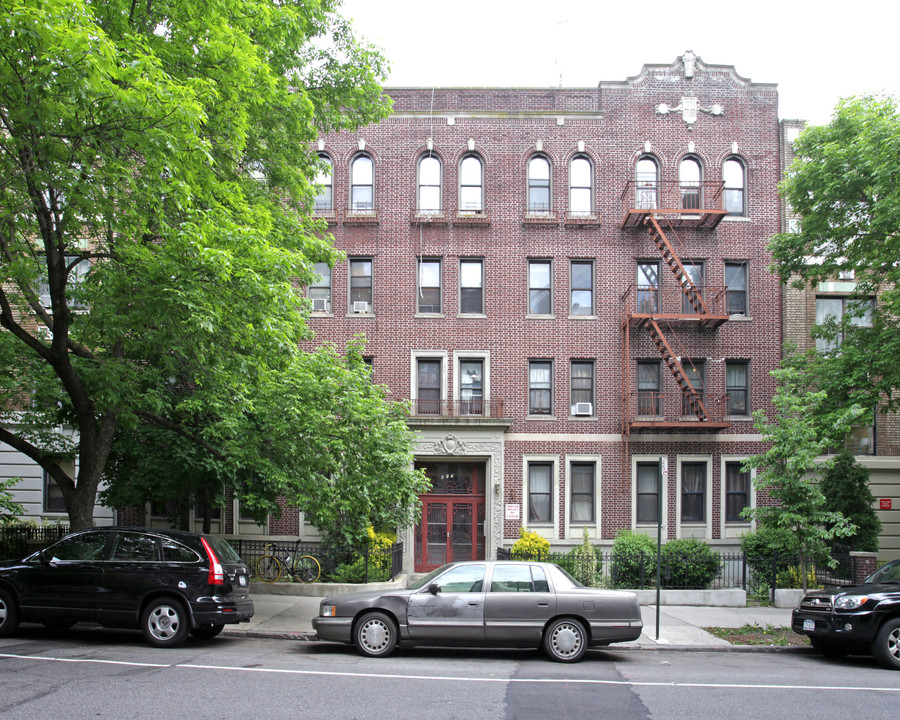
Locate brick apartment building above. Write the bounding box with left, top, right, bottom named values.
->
left=295, top=52, right=783, bottom=572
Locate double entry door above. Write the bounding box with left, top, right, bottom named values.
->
left=414, top=462, right=486, bottom=573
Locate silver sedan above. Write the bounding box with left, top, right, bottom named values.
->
left=312, top=560, right=643, bottom=662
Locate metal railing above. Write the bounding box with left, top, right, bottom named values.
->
left=406, top=398, right=505, bottom=419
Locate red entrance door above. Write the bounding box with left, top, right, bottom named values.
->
left=414, top=462, right=486, bottom=573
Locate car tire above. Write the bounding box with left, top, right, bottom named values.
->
left=543, top=617, right=587, bottom=663
left=190, top=623, right=225, bottom=640
left=141, top=598, right=190, bottom=648
left=809, top=637, right=849, bottom=658
left=354, top=611, right=397, bottom=658
left=0, top=588, right=18, bottom=638
left=871, top=618, right=900, bottom=670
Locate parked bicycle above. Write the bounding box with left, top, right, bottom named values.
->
left=255, top=543, right=321, bottom=583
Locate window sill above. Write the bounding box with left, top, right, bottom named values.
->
left=411, top=210, right=449, bottom=225
left=343, top=212, right=379, bottom=225
left=453, top=212, right=491, bottom=225
left=313, top=210, right=338, bottom=224
left=564, top=212, right=601, bottom=226
left=522, top=211, right=560, bottom=225
left=728, top=314, right=753, bottom=322
left=722, top=215, right=751, bottom=222
left=345, top=312, right=375, bottom=318
left=414, top=313, right=444, bottom=319
left=457, top=313, right=487, bottom=319
left=526, top=414, right=556, bottom=421
left=526, top=314, right=556, bottom=320
left=568, top=314, right=597, bottom=320
left=310, top=312, right=334, bottom=318
left=568, top=415, right=596, bottom=421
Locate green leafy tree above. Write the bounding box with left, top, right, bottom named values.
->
left=820, top=451, right=881, bottom=553
left=0, top=0, right=393, bottom=530
left=770, top=95, right=900, bottom=418
left=0, top=478, right=25, bottom=523
left=742, top=360, right=863, bottom=591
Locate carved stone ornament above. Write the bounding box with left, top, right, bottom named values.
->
left=655, top=96, right=724, bottom=128
left=441, top=434, right=460, bottom=455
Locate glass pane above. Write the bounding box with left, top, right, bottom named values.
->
left=490, top=564, right=534, bottom=592
left=460, top=261, right=482, bottom=287
left=352, top=155, right=373, bottom=184
left=530, top=262, right=550, bottom=288
left=112, top=532, right=159, bottom=561
left=460, top=156, right=482, bottom=185
left=419, top=156, right=440, bottom=185
left=570, top=157, right=591, bottom=187
left=571, top=262, right=592, bottom=290
left=529, top=156, right=550, bottom=181
left=419, top=261, right=440, bottom=287
left=311, top=262, right=331, bottom=288
left=570, top=290, right=592, bottom=315
left=419, top=186, right=440, bottom=211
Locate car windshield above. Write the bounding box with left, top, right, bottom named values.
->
left=407, top=564, right=455, bottom=590
left=866, top=559, right=900, bottom=584
left=546, top=563, right=583, bottom=590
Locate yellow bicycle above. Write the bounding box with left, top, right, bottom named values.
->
left=255, top=543, right=321, bottom=583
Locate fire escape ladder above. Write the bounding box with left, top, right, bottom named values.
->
left=645, top=215, right=709, bottom=317
left=645, top=318, right=710, bottom=422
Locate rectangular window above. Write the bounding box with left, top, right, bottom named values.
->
left=815, top=296, right=874, bottom=352
left=570, top=260, right=593, bottom=316
left=416, top=358, right=442, bottom=415
left=528, top=360, right=552, bottom=415
left=459, top=259, right=484, bottom=315
left=637, top=361, right=661, bottom=416
left=459, top=359, right=484, bottom=416
left=417, top=259, right=441, bottom=314
left=528, top=462, right=552, bottom=524
left=681, top=262, right=704, bottom=314
left=349, top=259, right=373, bottom=313
left=528, top=260, right=552, bottom=315
left=725, top=462, right=750, bottom=522
left=726, top=361, right=749, bottom=416
left=681, top=462, right=707, bottom=523
left=309, top=262, right=331, bottom=313
left=43, top=471, right=66, bottom=513
left=636, top=262, right=659, bottom=314
left=636, top=462, right=660, bottom=524
left=725, top=262, right=748, bottom=316
left=570, top=462, right=595, bottom=523
left=682, top=360, right=705, bottom=416
left=570, top=361, right=594, bottom=415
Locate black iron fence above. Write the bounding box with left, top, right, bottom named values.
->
left=231, top=539, right=404, bottom=584
left=0, top=525, right=69, bottom=560
left=497, top=547, right=859, bottom=598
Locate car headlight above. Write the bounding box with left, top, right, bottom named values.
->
left=321, top=604, right=337, bottom=617
left=834, top=595, right=868, bottom=611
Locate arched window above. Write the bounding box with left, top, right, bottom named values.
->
left=528, top=155, right=551, bottom=212
left=723, top=157, right=746, bottom=216
left=569, top=156, right=592, bottom=215
left=417, top=155, right=442, bottom=213
left=459, top=155, right=484, bottom=212
left=350, top=154, right=374, bottom=213
left=314, top=155, right=333, bottom=211
left=635, top=156, right=659, bottom=209
left=679, top=157, right=702, bottom=210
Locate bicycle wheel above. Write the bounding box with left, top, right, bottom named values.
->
left=255, top=555, right=282, bottom=583
left=294, top=555, right=321, bottom=583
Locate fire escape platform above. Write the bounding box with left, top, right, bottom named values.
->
left=626, top=419, right=732, bottom=432
left=626, top=313, right=730, bottom=330
left=621, top=207, right=726, bottom=230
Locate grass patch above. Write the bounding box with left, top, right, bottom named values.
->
left=704, top=624, right=810, bottom=646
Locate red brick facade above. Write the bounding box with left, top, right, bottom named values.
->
left=305, top=54, right=784, bottom=563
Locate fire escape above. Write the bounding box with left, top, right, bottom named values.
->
left=620, top=180, right=731, bottom=436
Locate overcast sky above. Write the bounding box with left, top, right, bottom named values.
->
left=338, top=0, right=898, bottom=127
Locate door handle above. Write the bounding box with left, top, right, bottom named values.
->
left=537, top=601, right=549, bottom=606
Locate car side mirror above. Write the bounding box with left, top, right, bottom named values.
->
left=428, top=583, right=441, bottom=595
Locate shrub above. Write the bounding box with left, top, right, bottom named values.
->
left=777, top=565, right=821, bottom=590
left=660, top=537, right=720, bottom=589
left=510, top=527, right=550, bottom=559
left=611, top=530, right=656, bottom=588
left=329, top=555, right=391, bottom=583
left=821, top=451, right=881, bottom=553
left=569, top=527, right=603, bottom=587
left=740, top=527, right=800, bottom=579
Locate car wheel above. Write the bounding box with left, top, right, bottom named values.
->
left=141, top=598, right=189, bottom=648
left=871, top=618, right=900, bottom=670
left=543, top=617, right=587, bottom=663
left=0, top=588, right=18, bottom=638
left=354, top=612, right=397, bottom=658
left=190, top=623, right=225, bottom=640
left=809, top=637, right=849, bottom=658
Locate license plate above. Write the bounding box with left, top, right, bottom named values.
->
left=238, top=575, right=247, bottom=587
left=803, top=619, right=815, bottom=631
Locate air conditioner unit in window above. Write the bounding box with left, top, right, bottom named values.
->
left=352, top=301, right=369, bottom=313
left=312, top=298, right=328, bottom=313
left=574, top=402, right=593, bottom=416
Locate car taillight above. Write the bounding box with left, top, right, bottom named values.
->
left=200, top=537, right=225, bottom=586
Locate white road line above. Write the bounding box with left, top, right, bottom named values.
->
left=3, top=653, right=900, bottom=693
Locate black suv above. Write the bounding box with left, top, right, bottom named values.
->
left=0, top=527, right=253, bottom=647
left=792, top=559, right=900, bottom=669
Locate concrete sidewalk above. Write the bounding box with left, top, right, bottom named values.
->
left=224, top=586, right=801, bottom=651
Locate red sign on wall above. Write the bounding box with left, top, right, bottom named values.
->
left=880, top=499, right=892, bottom=510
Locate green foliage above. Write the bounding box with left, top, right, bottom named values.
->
left=327, top=528, right=397, bottom=583
left=742, top=358, right=861, bottom=590
left=740, top=526, right=801, bottom=578
left=660, top=538, right=720, bottom=589
left=0, top=478, right=24, bottom=523
left=567, top=527, right=603, bottom=587
left=770, top=95, right=900, bottom=419
left=0, top=0, right=391, bottom=529
left=820, top=451, right=881, bottom=553
left=510, top=527, right=550, bottom=559
left=611, top=530, right=657, bottom=588
left=777, top=565, right=822, bottom=590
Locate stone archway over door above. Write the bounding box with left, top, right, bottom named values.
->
left=414, top=461, right=486, bottom=573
